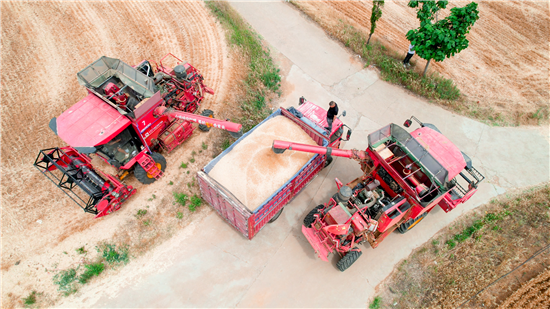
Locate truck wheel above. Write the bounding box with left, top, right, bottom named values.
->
left=268, top=207, right=284, bottom=223
left=303, top=205, right=324, bottom=228
left=323, top=156, right=333, bottom=169
left=134, top=152, right=166, bottom=184
left=198, top=109, right=214, bottom=132
left=336, top=248, right=362, bottom=272
left=397, top=212, right=428, bottom=234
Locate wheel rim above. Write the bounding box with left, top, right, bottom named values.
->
left=146, top=163, right=162, bottom=178
left=206, top=114, right=213, bottom=128
left=408, top=216, right=425, bottom=230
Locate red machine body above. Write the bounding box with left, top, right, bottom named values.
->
left=35, top=54, right=241, bottom=217
left=272, top=118, right=484, bottom=271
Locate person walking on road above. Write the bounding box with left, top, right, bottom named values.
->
left=403, top=44, right=415, bottom=67
left=325, top=101, right=338, bottom=134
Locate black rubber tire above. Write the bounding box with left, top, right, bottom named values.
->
left=134, top=152, right=167, bottom=184
left=268, top=207, right=284, bottom=223
left=336, top=248, right=362, bottom=272
left=323, top=156, right=333, bottom=169
left=397, top=212, right=428, bottom=234
left=303, top=205, right=324, bottom=228
left=198, top=109, right=214, bottom=132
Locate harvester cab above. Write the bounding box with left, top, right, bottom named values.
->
left=36, top=54, right=242, bottom=218
left=272, top=116, right=484, bottom=271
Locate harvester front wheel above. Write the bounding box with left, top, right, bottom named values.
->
left=397, top=212, right=428, bottom=234
left=304, top=205, right=324, bottom=228
left=198, top=109, right=214, bottom=132
left=134, top=152, right=167, bottom=184
left=337, top=248, right=362, bottom=272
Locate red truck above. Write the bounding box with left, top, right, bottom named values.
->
left=197, top=99, right=352, bottom=239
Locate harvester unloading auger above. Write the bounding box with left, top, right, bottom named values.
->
left=272, top=117, right=484, bottom=271
left=35, top=54, right=242, bottom=218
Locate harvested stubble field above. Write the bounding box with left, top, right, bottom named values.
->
left=374, top=184, right=550, bottom=308
left=1, top=1, right=246, bottom=307
left=292, top=0, right=549, bottom=125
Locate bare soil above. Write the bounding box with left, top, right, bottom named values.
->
left=293, top=0, right=549, bottom=125
left=1, top=1, right=246, bottom=307
left=374, top=184, right=550, bottom=308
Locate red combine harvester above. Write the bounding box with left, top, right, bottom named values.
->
left=34, top=54, right=242, bottom=218
left=272, top=117, right=484, bottom=271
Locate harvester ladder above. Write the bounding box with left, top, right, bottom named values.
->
left=137, top=154, right=164, bottom=179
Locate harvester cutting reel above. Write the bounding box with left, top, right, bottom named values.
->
left=34, top=147, right=136, bottom=218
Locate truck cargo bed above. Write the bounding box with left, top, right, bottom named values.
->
left=198, top=107, right=328, bottom=239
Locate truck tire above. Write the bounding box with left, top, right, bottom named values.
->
left=268, top=207, right=284, bottom=223
left=323, top=156, right=333, bottom=168
left=337, top=248, right=362, bottom=272
left=198, top=109, right=214, bottom=132
left=397, top=212, right=428, bottom=234
left=134, top=152, right=166, bottom=184
left=304, top=205, right=324, bottom=228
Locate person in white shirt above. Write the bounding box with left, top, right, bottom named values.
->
left=403, top=44, right=415, bottom=67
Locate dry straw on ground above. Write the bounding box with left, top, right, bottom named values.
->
left=376, top=184, right=550, bottom=308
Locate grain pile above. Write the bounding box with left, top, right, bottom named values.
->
left=208, top=116, right=317, bottom=211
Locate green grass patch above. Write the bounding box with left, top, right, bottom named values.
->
left=22, top=291, right=37, bottom=306
left=369, top=296, right=382, bottom=309
left=78, top=262, right=104, bottom=284
left=174, top=192, right=188, bottom=206
left=206, top=1, right=281, bottom=133
left=202, top=142, right=208, bottom=150
left=53, top=268, right=78, bottom=295
left=75, top=246, right=87, bottom=255
left=176, top=211, right=183, bottom=219
left=99, top=243, right=129, bottom=265
left=337, top=23, right=460, bottom=101
left=221, top=138, right=231, bottom=151
left=180, top=162, right=188, bottom=169
left=135, top=209, right=147, bottom=219
left=189, top=194, right=203, bottom=212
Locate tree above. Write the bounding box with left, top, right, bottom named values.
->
left=367, top=0, right=385, bottom=45
left=406, top=0, right=480, bottom=76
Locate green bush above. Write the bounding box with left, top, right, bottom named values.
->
left=53, top=268, right=78, bottom=295
left=174, top=192, right=188, bottom=206
left=78, top=262, right=104, bottom=284
left=22, top=291, right=37, bottom=306
left=100, top=243, right=129, bottom=265
left=189, top=195, right=202, bottom=212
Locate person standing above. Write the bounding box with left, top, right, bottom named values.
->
left=403, top=44, right=415, bottom=67
left=325, top=101, right=338, bottom=134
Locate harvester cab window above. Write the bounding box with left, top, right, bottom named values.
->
left=98, top=128, right=140, bottom=165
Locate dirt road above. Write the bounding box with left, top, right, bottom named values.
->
left=1, top=1, right=237, bottom=306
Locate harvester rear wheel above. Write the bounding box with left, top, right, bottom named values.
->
left=304, top=205, right=324, bottom=228
left=337, top=248, right=362, bottom=272
left=134, top=152, right=167, bottom=184
left=397, top=212, right=428, bottom=234
left=198, top=109, right=214, bottom=132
